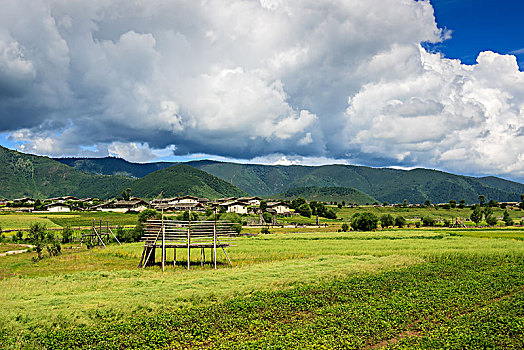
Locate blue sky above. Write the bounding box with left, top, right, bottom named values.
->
left=428, top=0, right=524, bottom=70
left=0, top=0, right=523, bottom=181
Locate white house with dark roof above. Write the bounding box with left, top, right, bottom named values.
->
left=95, top=199, right=149, bottom=213
left=266, top=201, right=290, bottom=214
left=238, top=197, right=262, bottom=207
left=220, top=200, right=248, bottom=214
left=43, top=202, right=71, bottom=212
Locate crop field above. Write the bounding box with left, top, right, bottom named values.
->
left=1, top=227, right=524, bottom=349
left=0, top=211, right=139, bottom=231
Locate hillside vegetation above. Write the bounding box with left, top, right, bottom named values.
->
left=55, top=157, right=173, bottom=178
left=0, top=146, right=133, bottom=199
left=187, top=161, right=524, bottom=204
left=129, top=164, right=248, bottom=199
left=55, top=155, right=524, bottom=203
left=276, top=186, right=377, bottom=205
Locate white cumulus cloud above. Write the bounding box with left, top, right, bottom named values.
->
left=0, top=0, right=523, bottom=180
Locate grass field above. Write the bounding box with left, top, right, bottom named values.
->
left=0, top=211, right=139, bottom=232
left=1, top=227, right=524, bottom=349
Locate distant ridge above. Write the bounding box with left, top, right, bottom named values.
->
left=55, top=155, right=524, bottom=204
left=54, top=156, right=173, bottom=178
left=129, top=164, right=248, bottom=200
left=275, top=186, right=378, bottom=205
left=0, top=146, right=133, bottom=199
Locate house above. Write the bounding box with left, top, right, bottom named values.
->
left=43, top=202, right=71, bottom=212
left=266, top=201, right=290, bottom=214
left=220, top=200, right=248, bottom=214
left=218, top=197, right=237, bottom=203
left=13, top=197, right=35, bottom=205
left=47, top=196, right=79, bottom=203
left=95, top=199, right=149, bottom=213
left=238, top=197, right=262, bottom=207
left=170, top=202, right=205, bottom=211
left=176, top=195, right=199, bottom=204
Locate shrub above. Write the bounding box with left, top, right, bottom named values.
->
left=220, top=212, right=242, bottom=224
left=341, top=223, right=349, bottom=232
left=486, top=215, right=498, bottom=226
left=503, top=210, right=514, bottom=226
left=138, top=209, right=161, bottom=223
left=263, top=212, right=273, bottom=224
left=350, top=212, right=378, bottom=231
left=324, top=209, right=337, bottom=220
left=61, top=226, right=74, bottom=243
left=296, top=203, right=312, bottom=218
left=231, top=223, right=242, bottom=234
left=394, top=216, right=406, bottom=228
left=421, top=216, right=436, bottom=227
left=470, top=206, right=483, bottom=225
left=14, top=231, right=24, bottom=243
left=380, top=214, right=394, bottom=228
left=260, top=227, right=270, bottom=234
left=177, top=211, right=198, bottom=221
left=415, top=221, right=421, bottom=228
left=27, top=223, right=61, bottom=261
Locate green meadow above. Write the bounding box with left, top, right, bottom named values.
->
left=1, top=226, right=524, bottom=349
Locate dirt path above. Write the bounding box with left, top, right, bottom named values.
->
left=0, top=244, right=34, bottom=257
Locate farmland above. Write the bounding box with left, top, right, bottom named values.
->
left=1, top=223, right=524, bottom=348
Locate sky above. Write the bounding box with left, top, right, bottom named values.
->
left=0, top=0, right=523, bottom=181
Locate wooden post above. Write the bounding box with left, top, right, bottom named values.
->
left=214, top=208, right=217, bottom=269
left=187, top=209, right=192, bottom=270
left=162, top=209, right=165, bottom=272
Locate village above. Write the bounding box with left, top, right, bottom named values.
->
left=0, top=195, right=292, bottom=216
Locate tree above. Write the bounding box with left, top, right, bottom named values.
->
left=478, top=195, right=486, bottom=207
left=122, top=188, right=131, bottom=201
left=260, top=201, right=267, bottom=212
left=290, top=197, right=307, bottom=210
left=138, top=209, right=161, bottom=223
left=503, top=210, right=514, bottom=226
left=61, top=226, right=74, bottom=243
left=380, top=214, right=394, bottom=228
left=296, top=203, right=312, bottom=218
left=395, top=216, right=406, bottom=228
left=520, top=194, right=524, bottom=209
left=422, top=216, right=436, bottom=227
left=449, top=200, right=457, bottom=208
left=341, top=223, right=349, bottom=232
left=487, top=199, right=498, bottom=208
left=350, top=212, right=378, bottom=231
left=458, top=199, right=466, bottom=209
left=424, top=200, right=431, bottom=207
left=262, top=212, right=273, bottom=224
left=486, top=215, right=498, bottom=226
left=403, top=199, right=408, bottom=207
left=28, top=223, right=61, bottom=261
left=483, top=206, right=493, bottom=218
left=470, top=206, right=483, bottom=226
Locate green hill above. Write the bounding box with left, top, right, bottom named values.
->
left=129, top=164, right=248, bottom=200
left=186, top=162, right=524, bottom=204
left=54, top=157, right=173, bottom=178
left=0, top=146, right=133, bottom=199
left=275, top=187, right=378, bottom=205
left=50, top=155, right=524, bottom=204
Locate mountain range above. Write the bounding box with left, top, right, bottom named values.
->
left=54, top=155, right=524, bottom=204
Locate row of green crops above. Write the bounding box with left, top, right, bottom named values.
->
left=9, top=255, right=521, bottom=349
